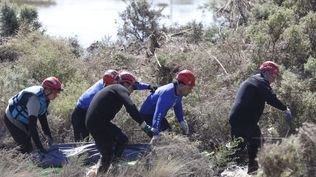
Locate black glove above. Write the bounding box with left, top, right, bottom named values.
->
left=148, top=85, right=158, bottom=93
left=140, top=122, right=154, bottom=138
left=39, top=147, right=48, bottom=153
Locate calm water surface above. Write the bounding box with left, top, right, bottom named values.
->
left=33, top=0, right=213, bottom=48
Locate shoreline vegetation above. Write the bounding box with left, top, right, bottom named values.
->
left=0, top=0, right=315, bottom=176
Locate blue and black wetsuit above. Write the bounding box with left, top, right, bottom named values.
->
left=71, top=79, right=151, bottom=141
left=229, top=74, right=287, bottom=164
left=85, top=84, right=144, bottom=172
left=140, top=82, right=184, bottom=135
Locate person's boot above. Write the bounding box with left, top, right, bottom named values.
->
left=97, top=161, right=111, bottom=174
left=247, top=160, right=258, bottom=174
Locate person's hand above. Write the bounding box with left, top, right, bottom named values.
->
left=285, top=107, right=293, bottom=120
left=150, top=135, right=160, bottom=145
left=148, top=85, right=158, bottom=93
left=140, top=122, right=154, bottom=138
left=47, top=136, right=54, bottom=146
left=39, top=147, right=48, bottom=153
left=180, top=121, right=189, bottom=135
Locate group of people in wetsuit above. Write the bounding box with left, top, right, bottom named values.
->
left=3, top=61, right=293, bottom=174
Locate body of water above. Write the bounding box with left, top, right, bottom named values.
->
left=33, top=0, right=213, bottom=48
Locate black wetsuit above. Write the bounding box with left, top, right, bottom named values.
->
left=85, top=84, right=143, bottom=172
left=229, top=74, right=287, bottom=164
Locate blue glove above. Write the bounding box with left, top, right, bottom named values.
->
left=285, top=108, right=292, bottom=120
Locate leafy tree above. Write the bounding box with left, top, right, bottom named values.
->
left=0, top=4, right=18, bottom=36
left=0, top=4, right=41, bottom=37
left=118, top=0, right=163, bottom=43
left=19, top=6, right=41, bottom=31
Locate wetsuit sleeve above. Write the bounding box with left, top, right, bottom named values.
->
left=134, top=82, right=151, bottom=90
left=174, top=100, right=184, bottom=122
left=152, top=94, right=172, bottom=131
left=26, top=96, right=45, bottom=150
left=118, top=88, right=144, bottom=125
left=29, top=115, right=44, bottom=150
left=260, top=83, right=287, bottom=111
left=39, top=113, right=52, bottom=138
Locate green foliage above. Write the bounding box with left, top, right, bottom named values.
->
left=279, top=25, right=310, bottom=68
left=212, top=138, right=243, bottom=174
left=49, top=73, right=90, bottom=142
left=0, top=4, right=42, bottom=37
left=304, top=56, right=316, bottom=76
left=183, top=21, right=204, bottom=43
left=118, top=0, right=163, bottom=43
left=300, top=12, right=316, bottom=56
left=259, top=135, right=303, bottom=177
left=18, top=6, right=41, bottom=31
left=0, top=4, right=18, bottom=36
left=283, top=0, right=316, bottom=17
left=267, top=7, right=296, bottom=45
left=252, top=2, right=277, bottom=21
left=259, top=123, right=316, bottom=177
left=5, top=31, right=79, bottom=82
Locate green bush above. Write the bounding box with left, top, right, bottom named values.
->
left=279, top=25, right=310, bottom=69
left=0, top=4, right=18, bottom=36
left=0, top=4, right=42, bottom=37
left=259, top=122, right=316, bottom=177
left=118, top=0, right=163, bottom=43
left=301, top=12, right=316, bottom=56
left=304, top=56, right=316, bottom=77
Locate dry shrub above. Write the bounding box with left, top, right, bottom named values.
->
left=53, top=157, right=86, bottom=177
left=258, top=122, right=316, bottom=177
left=103, top=133, right=214, bottom=177
left=0, top=148, right=40, bottom=177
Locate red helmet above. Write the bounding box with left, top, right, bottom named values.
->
left=259, top=61, right=279, bottom=75
left=42, top=77, right=63, bottom=92
left=103, top=69, right=119, bottom=85
left=176, top=69, right=195, bottom=87
left=118, top=71, right=137, bottom=85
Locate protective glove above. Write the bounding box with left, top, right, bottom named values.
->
left=150, top=135, right=160, bottom=145
left=140, top=121, right=154, bottom=138
left=39, top=147, right=48, bottom=153
left=148, top=85, right=158, bottom=93
left=285, top=108, right=293, bottom=120
left=180, top=121, right=189, bottom=135
left=47, top=136, right=54, bottom=146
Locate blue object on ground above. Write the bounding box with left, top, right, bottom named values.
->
left=31, top=143, right=150, bottom=168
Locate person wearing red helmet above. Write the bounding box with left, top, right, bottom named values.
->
left=3, top=77, right=63, bottom=153
left=85, top=71, right=153, bottom=174
left=140, top=69, right=195, bottom=143
left=229, top=61, right=292, bottom=174
left=71, top=69, right=156, bottom=142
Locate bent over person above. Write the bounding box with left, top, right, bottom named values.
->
left=229, top=61, right=292, bottom=174
left=140, top=69, right=195, bottom=141
left=71, top=69, right=156, bottom=142
left=85, top=71, right=153, bottom=174
left=4, top=77, right=63, bottom=153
